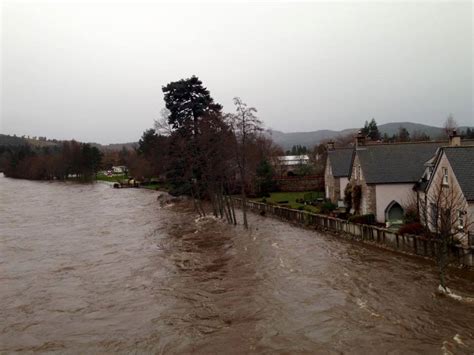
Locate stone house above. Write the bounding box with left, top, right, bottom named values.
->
left=415, top=142, right=474, bottom=244
left=349, top=138, right=443, bottom=224
left=324, top=145, right=353, bottom=205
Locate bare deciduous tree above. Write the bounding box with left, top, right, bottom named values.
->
left=227, top=97, right=263, bottom=229
left=443, top=113, right=458, bottom=137
left=154, top=108, right=173, bottom=136
left=419, top=181, right=472, bottom=291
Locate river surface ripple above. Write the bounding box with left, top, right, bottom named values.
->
left=1, top=175, right=474, bottom=354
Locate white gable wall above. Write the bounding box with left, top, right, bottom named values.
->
left=375, top=184, right=415, bottom=223
left=339, top=177, right=349, bottom=200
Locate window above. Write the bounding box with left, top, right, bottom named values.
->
left=423, top=166, right=432, bottom=180
left=442, top=167, right=449, bottom=185
left=458, top=210, right=465, bottom=229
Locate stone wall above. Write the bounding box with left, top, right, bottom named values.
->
left=274, top=176, right=324, bottom=192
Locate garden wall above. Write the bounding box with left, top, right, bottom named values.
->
left=274, top=175, right=324, bottom=192
left=233, top=198, right=474, bottom=268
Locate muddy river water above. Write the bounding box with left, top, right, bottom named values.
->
left=1, top=175, right=474, bottom=354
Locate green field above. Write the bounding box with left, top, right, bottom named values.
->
left=254, top=191, right=324, bottom=213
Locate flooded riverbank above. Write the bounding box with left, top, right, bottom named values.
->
left=1, top=175, right=474, bottom=353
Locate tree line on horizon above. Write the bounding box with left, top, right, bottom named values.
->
left=0, top=141, right=102, bottom=181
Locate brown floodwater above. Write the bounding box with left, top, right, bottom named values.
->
left=1, top=174, right=474, bottom=354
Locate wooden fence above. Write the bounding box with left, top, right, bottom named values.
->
left=233, top=198, right=474, bottom=268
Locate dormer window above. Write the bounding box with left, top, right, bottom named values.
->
left=442, top=167, right=449, bottom=185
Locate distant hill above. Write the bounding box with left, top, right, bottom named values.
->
left=267, top=128, right=358, bottom=150
left=269, top=122, right=474, bottom=149
left=89, top=142, right=138, bottom=152
left=0, top=134, right=27, bottom=146
left=3, top=121, right=473, bottom=152
left=0, top=134, right=137, bottom=152
left=0, top=134, right=58, bottom=148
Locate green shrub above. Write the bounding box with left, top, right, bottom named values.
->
left=277, top=200, right=289, bottom=204
left=297, top=206, right=305, bottom=211
left=304, top=206, right=315, bottom=213
left=348, top=214, right=376, bottom=225
left=403, top=207, right=419, bottom=224
left=344, top=184, right=353, bottom=211
left=320, top=201, right=337, bottom=214
left=352, top=185, right=362, bottom=213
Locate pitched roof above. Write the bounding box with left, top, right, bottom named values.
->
left=328, top=148, right=353, bottom=177
left=356, top=142, right=444, bottom=184
left=443, top=146, right=474, bottom=201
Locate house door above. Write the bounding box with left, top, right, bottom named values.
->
left=385, top=201, right=404, bottom=222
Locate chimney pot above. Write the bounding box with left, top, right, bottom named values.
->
left=449, top=129, right=461, bottom=147
left=356, top=130, right=366, bottom=147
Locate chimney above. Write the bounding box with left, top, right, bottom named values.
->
left=356, top=130, right=366, bottom=148
left=326, top=140, right=335, bottom=151
left=449, top=129, right=461, bottom=147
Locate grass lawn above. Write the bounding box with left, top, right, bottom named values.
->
left=253, top=191, right=324, bottom=213
left=96, top=173, right=127, bottom=182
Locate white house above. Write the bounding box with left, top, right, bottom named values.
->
left=348, top=138, right=443, bottom=224
left=415, top=140, right=474, bottom=244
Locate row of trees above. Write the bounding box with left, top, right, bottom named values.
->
left=361, top=119, right=432, bottom=143
left=361, top=116, right=473, bottom=144
left=1, top=141, right=102, bottom=180
left=134, top=76, right=281, bottom=228
left=285, top=145, right=308, bottom=155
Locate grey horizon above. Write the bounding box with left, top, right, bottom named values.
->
left=1, top=1, right=472, bottom=144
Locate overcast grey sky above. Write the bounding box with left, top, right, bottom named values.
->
left=1, top=0, right=473, bottom=143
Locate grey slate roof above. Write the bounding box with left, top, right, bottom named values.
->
left=356, top=142, right=444, bottom=184
left=443, top=146, right=474, bottom=201
left=328, top=148, right=353, bottom=177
